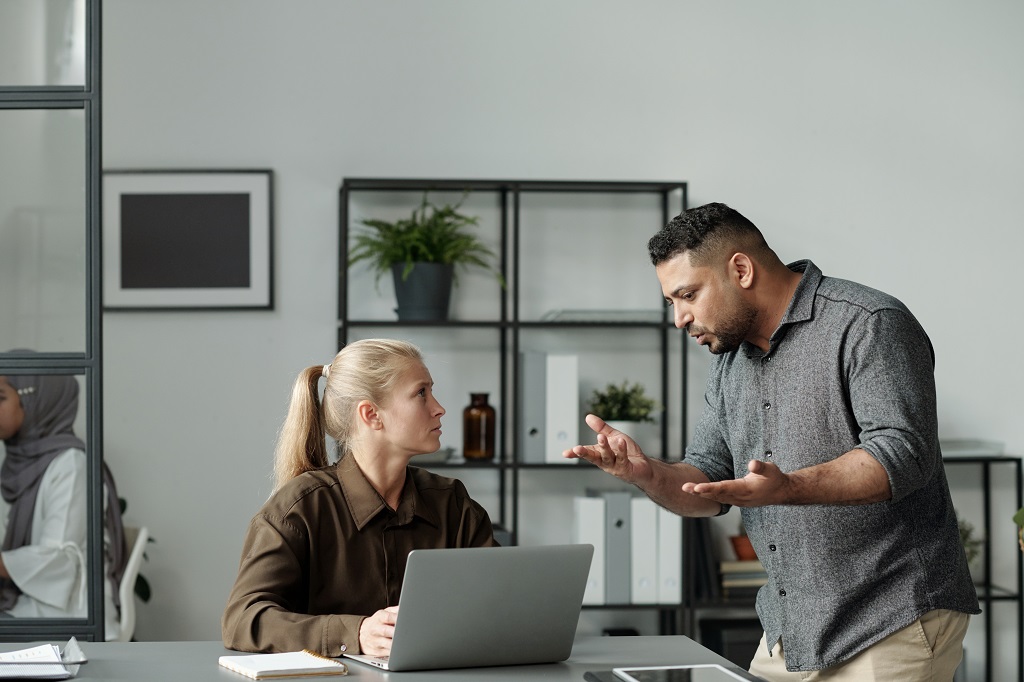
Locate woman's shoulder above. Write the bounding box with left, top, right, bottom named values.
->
left=260, top=466, right=341, bottom=514
left=42, top=448, right=86, bottom=478
left=407, top=465, right=473, bottom=498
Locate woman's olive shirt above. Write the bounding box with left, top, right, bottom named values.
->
left=221, top=460, right=496, bottom=655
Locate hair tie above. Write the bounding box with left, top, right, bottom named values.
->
left=322, top=364, right=331, bottom=379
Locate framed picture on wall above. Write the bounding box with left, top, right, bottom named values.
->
left=102, top=169, right=274, bottom=310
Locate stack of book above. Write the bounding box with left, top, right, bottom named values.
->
left=720, top=559, right=768, bottom=599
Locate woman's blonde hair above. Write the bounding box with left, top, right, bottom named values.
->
left=272, top=338, right=423, bottom=490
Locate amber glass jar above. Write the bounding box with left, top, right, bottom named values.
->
left=462, top=393, right=496, bottom=460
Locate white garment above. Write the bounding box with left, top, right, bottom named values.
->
left=0, top=448, right=120, bottom=640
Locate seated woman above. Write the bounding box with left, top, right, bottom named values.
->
left=221, top=339, right=496, bottom=657
left=0, top=371, right=127, bottom=639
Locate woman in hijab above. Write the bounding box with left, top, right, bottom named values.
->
left=0, top=370, right=127, bottom=639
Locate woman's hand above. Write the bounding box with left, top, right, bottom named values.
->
left=358, top=606, right=399, bottom=656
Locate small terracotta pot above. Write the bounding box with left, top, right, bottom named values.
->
left=730, top=535, right=758, bottom=561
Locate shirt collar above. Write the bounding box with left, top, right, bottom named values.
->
left=336, top=459, right=441, bottom=531
left=742, top=259, right=822, bottom=357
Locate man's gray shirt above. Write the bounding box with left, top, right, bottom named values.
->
left=683, top=260, right=979, bottom=672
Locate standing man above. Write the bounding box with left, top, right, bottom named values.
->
left=565, top=203, right=978, bottom=681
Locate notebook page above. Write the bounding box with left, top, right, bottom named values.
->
left=0, top=644, right=70, bottom=680
left=218, top=651, right=348, bottom=679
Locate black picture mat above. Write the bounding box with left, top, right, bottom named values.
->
left=119, top=192, right=251, bottom=289
left=102, top=168, right=274, bottom=310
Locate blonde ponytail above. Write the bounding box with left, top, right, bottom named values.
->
left=272, top=339, right=423, bottom=492
left=273, top=366, right=329, bottom=491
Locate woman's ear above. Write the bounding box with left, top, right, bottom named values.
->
left=356, top=400, right=383, bottom=430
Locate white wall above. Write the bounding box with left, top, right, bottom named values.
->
left=102, top=1, right=1024, bottom=676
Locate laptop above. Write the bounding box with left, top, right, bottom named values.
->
left=343, top=543, right=594, bottom=672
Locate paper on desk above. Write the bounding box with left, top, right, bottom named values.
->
left=0, top=637, right=84, bottom=679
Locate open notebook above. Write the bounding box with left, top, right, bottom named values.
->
left=344, top=543, right=594, bottom=672
left=218, top=650, right=347, bottom=679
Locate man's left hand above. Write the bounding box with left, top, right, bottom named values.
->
left=681, top=459, right=790, bottom=507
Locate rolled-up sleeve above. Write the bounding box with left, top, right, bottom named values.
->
left=847, top=307, right=939, bottom=502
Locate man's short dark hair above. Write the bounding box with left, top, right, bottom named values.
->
left=648, top=202, right=770, bottom=267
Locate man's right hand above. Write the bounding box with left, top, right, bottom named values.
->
left=563, top=414, right=654, bottom=486
left=358, top=606, right=398, bottom=656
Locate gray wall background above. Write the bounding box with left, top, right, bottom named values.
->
left=99, top=1, right=1023, bottom=677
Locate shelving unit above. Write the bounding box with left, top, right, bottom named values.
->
left=943, top=454, right=1023, bottom=682
left=687, top=457, right=1024, bottom=679
left=338, top=177, right=688, bottom=632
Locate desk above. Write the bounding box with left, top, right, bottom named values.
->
left=1, top=636, right=761, bottom=681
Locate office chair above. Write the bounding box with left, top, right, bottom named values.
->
left=115, top=525, right=149, bottom=642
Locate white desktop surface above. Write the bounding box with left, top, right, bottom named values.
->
left=0, top=636, right=753, bottom=681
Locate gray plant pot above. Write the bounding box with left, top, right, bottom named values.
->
left=392, top=262, right=453, bottom=321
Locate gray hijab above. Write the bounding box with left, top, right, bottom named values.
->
left=0, top=372, right=127, bottom=613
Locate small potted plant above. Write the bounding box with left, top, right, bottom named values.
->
left=348, top=191, right=503, bottom=321
left=1014, top=507, right=1024, bottom=553
left=957, top=514, right=983, bottom=575
left=586, top=380, right=659, bottom=452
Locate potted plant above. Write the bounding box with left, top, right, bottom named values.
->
left=586, top=380, right=659, bottom=452
left=1014, top=507, right=1024, bottom=553
left=347, top=191, right=503, bottom=321
left=957, top=514, right=983, bottom=574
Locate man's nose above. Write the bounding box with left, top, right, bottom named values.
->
left=674, top=307, right=692, bottom=329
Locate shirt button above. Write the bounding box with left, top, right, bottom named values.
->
left=769, top=544, right=777, bottom=551
left=765, top=450, right=773, bottom=458
left=340, top=645, right=347, bottom=652
left=763, top=402, right=771, bottom=410
left=779, top=589, right=786, bottom=597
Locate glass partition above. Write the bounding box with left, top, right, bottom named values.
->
left=0, top=108, right=87, bottom=353
left=0, top=0, right=100, bottom=641
left=0, top=0, right=86, bottom=87
left=0, top=372, right=90, bottom=625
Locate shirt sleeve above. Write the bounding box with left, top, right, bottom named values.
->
left=220, top=514, right=362, bottom=656
left=1, top=450, right=88, bottom=611
left=679, top=363, right=734, bottom=516
left=847, top=307, right=940, bottom=502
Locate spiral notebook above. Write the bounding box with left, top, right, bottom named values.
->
left=0, top=638, right=85, bottom=680
left=218, top=650, right=348, bottom=679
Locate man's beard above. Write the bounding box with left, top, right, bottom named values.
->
left=690, top=300, right=757, bottom=355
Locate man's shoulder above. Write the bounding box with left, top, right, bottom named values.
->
left=816, top=274, right=910, bottom=316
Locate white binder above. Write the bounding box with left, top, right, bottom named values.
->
left=656, top=506, right=682, bottom=603
left=630, top=497, right=659, bottom=604
left=573, top=496, right=605, bottom=605
left=520, top=352, right=579, bottom=463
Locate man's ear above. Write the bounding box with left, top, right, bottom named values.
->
left=357, top=400, right=383, bottom=430
left=729, top=252, right=755, bottom=290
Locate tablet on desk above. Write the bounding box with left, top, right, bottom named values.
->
left=612, top=664, right=757, bottom=682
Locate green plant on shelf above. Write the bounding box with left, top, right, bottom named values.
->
left=1014, top=507, right=1024, bottom=553
left=586, top=381, right=658, bottom=423
left=958, top=514, right=983, bottom=566
left=348, top=191, right=504, bottom=288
